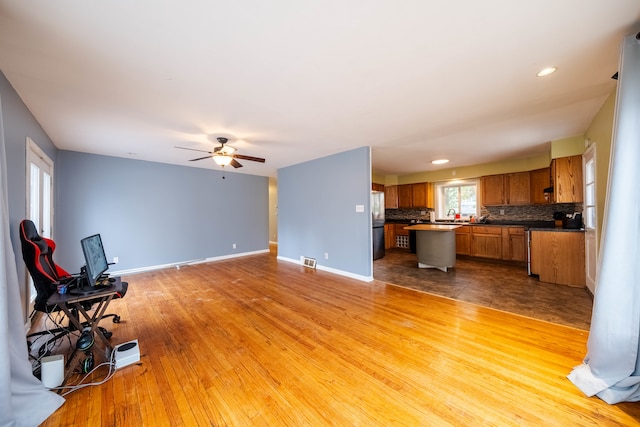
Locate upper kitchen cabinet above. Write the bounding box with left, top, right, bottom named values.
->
left=505, top=172, right=530, bottom=205
left=530, top=167, right=551, bottom=204
left=411, top=182, right=431, bottom=208
left=372, top=183, right=385, bottom=192
left=482, top=172, right=530, bottom=205
left=384, top=185, right=398, bottom=209
left=397, top=183, right=431, bottom=208
left=481, top=174, right=505, bottom=205
left=552, top=155, right=583, bottom=203
left=397, top=184, right=413, bottom=208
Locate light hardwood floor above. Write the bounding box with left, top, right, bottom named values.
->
left=39, top=252, right=640, bottom=426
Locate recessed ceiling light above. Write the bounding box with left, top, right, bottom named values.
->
left=537, top=67, right=557, bottom=77
left=431, top=159, right=449, bottom=165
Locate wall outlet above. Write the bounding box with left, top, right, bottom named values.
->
left=324, top=252, right=329, bottom=259
left=232, top=243, right=237, bottom=249
left=113, top=257, right=119, bottom=264
left=500, top=209, right=505, bottom=215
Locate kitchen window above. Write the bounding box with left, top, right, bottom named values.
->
left=434, top=179, right=479, bottom=220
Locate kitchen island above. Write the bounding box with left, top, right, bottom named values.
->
left=404, top=224, right=462, bottom=272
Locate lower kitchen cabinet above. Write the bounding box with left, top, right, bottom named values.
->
left=470, top=226, right=502, bottom=259
left=455, top=226, right=471, bottom=255
left=394, top=224, right=409, bottom=249
left=502, top=226, right=526, bottom=262
left=529, top=230, right=585, bottom=287
left=456, top=225, right=525, bottom=260
left=384, top=224, right=395, bottom=249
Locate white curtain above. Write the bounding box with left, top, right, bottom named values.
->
left=568, top=32, right=640, bottom=404
left=0, top=96, right=64, bottom=424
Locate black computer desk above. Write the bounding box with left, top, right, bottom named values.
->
left=47, top=277, right=124, bottom=371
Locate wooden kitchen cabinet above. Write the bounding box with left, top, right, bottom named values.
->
left=384, top=185, right=398, bottom=209
left=396, top=182, right=431, bottom=208
left=501, top=226, right=526, bottom=262
left=411, top=182, right=430, bottom=208
left=394, top=224, right=409, bottom=236
left=530, top=167, right=551, bottom=204
left=529, top=230, right=585, bottom=287
left=394, top=223, right=409, bottom=249
left=384, top=224, right=395, bottom=249
left=455, top=225, right=471, bottom=256
left=470, top=226, right=502, bottom=259
left=482, top=173, right=530, bottom=206
left=397, top=185, right=413, bottom=208
left=372, top=183, right=385, bottom=192
left=505, top=172, right=530, bottom=205
left=481, top=175, right=505, bottom=205
left=552, top=155, right=583, bottom=203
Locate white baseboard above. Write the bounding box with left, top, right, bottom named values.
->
left=109, top=249, right=270, bottom=276
left=277, top=256, right=373, bottom=282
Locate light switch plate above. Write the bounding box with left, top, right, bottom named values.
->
left=355, top=204, right=365, bottom=212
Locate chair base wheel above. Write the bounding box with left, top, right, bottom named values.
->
left=113, top=315, right=120, bottom=323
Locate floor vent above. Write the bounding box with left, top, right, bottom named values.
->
left=302, top=257, right=317, bottom=269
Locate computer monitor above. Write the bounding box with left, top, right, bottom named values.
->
left=80, top=234, right=109, bottom=288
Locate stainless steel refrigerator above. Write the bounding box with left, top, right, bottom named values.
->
left=372, top=191, right=385, bottom=260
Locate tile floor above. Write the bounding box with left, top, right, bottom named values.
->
left=374, top=248, right=593, bottom=330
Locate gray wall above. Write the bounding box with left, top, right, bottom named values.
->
left=1, top=69, right=269, bottom=318
left=55, top=151, right=269, bottom=273
left=0, top=70, right=59, bottom=313
left=278, top=147, right=372, bottom=278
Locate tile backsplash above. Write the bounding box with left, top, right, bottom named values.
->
left=481, top=203, right=582, bottom=222
left=386, top=203, right=582, bottom=222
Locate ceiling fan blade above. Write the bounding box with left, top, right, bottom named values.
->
left=175, top=146, right=212, bottom=154
left=233, top=154, right=265, bottom=163
left=189, top=155, right=213, bottom=161
left=230, top=159, right=243, bottom=168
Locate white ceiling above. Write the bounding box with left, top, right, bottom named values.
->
left=1, top=1, right=639, bottom=178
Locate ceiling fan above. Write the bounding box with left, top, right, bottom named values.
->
left=176, top=137, right=266, bottom=168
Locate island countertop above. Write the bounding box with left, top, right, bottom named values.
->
left=404, top=224, right=462, bottom=231
left=403, top=224, right=460, bottom=271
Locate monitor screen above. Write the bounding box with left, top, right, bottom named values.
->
left=80, top=234, right=109, bottom=287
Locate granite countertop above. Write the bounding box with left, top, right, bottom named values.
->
left=404, top=224, right=462, bottom=231
left=386, top=219, right=557, bottom=229
left=528, top=227, right=585, bottom=232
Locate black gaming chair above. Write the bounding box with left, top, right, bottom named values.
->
left=19, top=219, right=122, bottom=356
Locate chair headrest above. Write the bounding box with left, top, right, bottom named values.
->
left=20, top=219, right=40, bottom=241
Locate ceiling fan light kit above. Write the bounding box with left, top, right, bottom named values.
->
left=176, top=136, right=265, bottom=169
left=214, top=155, right=233, bottom=166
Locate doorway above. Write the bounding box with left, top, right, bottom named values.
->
left=25, top=137, right=54, bottom=316
left=583, top=144, right=597, bottom=293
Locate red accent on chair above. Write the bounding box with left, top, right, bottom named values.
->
left=19, top=219, right=71, bottom=312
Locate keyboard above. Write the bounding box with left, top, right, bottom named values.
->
left=68, top=282, right=113, bottom=296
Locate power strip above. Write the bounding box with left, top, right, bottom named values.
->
left=114, top=339, right=140, bottom=369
